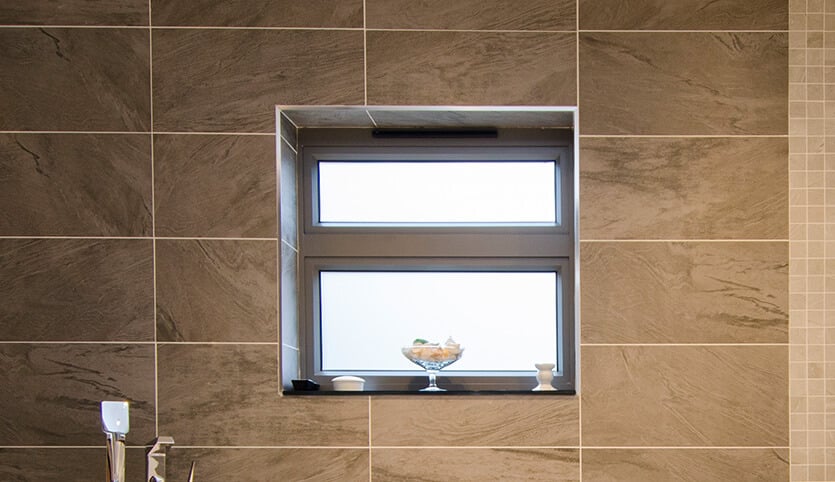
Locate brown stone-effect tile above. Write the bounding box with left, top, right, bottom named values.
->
left=583, top=448, right=789, bottom=482
left=581, top=242, right=788, bottom=344
left=579, top=137, right=788, bottom=240
left=371, top=397, right=579, bottom=446
left=0, top=133, right=151, bottom=236
left=579, top=33, right=787, bottom=135
left=152, top=0, right=362, bottom=27
left=156, top=239, right=277, bottom=343
left=152, top=30, right=364, bottom=132
left=0, top=448, right=147, bottom=482
left=157, top=344, right=368, bottom=446
left=367, top=0, right=576, bottom=30
left=579, top=0, right=787, bottom=30
left=167, top=448, right=368, bottom=482
left=367, top=31, right=576, bottom=106
left=0, top=28, right=150, bottom=131
left=372, top=448, right=579, bottom=481
left=153, top=134, right=277, bottom=238
left=582, top=346, right=788, bottom=446
left=0, top=344, right=155, bottom=445
left=0, top=0, right=148, bottom=25
left=0, top=239, right=154, bottom=341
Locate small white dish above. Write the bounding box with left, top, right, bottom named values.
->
left=331, top=376, right=365, bottom=391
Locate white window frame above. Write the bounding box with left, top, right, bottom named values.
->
left=291, top=127, right=576, bottom=392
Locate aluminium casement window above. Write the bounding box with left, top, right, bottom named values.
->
left=295, top=128, right=575, bottom=392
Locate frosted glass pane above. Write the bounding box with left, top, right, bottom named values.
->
left=320, top=271, right=558, bottom=372
left=318, top=161, right=556, bottom=223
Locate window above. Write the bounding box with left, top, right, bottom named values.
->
left=289, top=126, right=575, bottom=392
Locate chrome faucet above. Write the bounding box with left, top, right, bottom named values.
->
left=147, top=436, right=175, bottom=482
left=101, top=401, right=130, bottom=482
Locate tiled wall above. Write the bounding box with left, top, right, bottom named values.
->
left=0, top=1, right=793, bottom=481
left=788, top=0, right=835, bottom=480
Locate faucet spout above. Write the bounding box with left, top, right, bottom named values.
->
left=147, top=436, right=175, bottom=482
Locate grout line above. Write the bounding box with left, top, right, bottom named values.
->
left=579, top=239, right=789, bottom=243
left=363, top=0, right=368, bottom=107
left=0, top=444, right=792, bottom=450
left=575, top=3, right=582, bottom=478
left=368, top=396, right=373, bottom=482
left=579, top=134, right=789, bottom=138
left=581, top=343, right=789, bottom=347
left=0, top=131, right=277, bottom=136
left=0, top=341, right=156, bottom=344
left=148, top=0, right=159, bottom=438
left=0, top=24, right=789, bottom=34
left=0, top=235, right=279, bottom=241
left=156, top=341, right=280, bottom=345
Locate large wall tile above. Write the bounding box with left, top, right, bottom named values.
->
left=0, top=28, right=150, bottom=131
left=371, top=397, right=578, bottom=446
left=583, top=448, right=789, bottom=482
left=582, top=346, right=788, bottom=446
left=367, top=0, right=575, bottom=30
left=0, top=448, right=147, bottom=482
left=153, top=30, right=364, bottom=132
left=156, top=240, right=277, bottom=343
left=581, top=242, right=788, bottom=344
left=372, top=448, right=579, bottom=481
left=0, top=344, right=155, bottom=445
left=367, top=31, right=576, bottom=106
left=157, top=344, right=368, bottom=445
left=152, top=0, right=362, bottom=27
left=0, top=133, right=151, bottom=236
left=0, top=239, right=154, bottom=341
left=579, top=33, right=787, bottom=135
left=154, top=134, right=276, bottom=238
left=579, top=0, right=787, bottom=30
left=166, top=448, right=368, bottom=482
left=579, top=137, right=788, bottom=239
left=0, top=1, right=148, bottom=26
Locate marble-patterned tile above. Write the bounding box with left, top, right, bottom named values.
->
left=581, top=242, right=788, bottom=344
left=278, top=112, right=297, bottom=147
left=372, top=448, right=579, bottom=481
left=278, top=139, right=298, bottom=247
left=0, top=28, right=150, bottom=131
left=0, top=448, right=147, bottom=482
left=152, top=0, right=362, bottom=27
left=582, top=346, right=788, bottom=446
left=579, top=137, right=788, bottom=239
left=156, top=240, right=277, bottom=343
left=579, top=33, right=787, bottom=135
left=0, top=133, right=151, bottom=236
left=166, top=448, right=368, bottom=482
left=153, top=134, right=276, bottom=238
left=583, top=448, right=789, bottom=482
left=153, top=30, right=364, bottom=132
left=280, top=242, right=299, bottom=348
left=157, top=344, right=368, bottom=446
left=367, top=0, right=575, bottom=30
left=579, top=0, right=787, bottom=30
left=368, top=109, right=575, bottom=128
left=0, top=239, right=154, bottom=341
left=371, top=397, right=579, bottom=446
left=0, top=344, right=155, bottom=445
left=281, top=107, right=375, bottom=128
left=367, top=31, right=576, bottom=106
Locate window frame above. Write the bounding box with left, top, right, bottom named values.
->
left=293, top=127, right=576, bottom=392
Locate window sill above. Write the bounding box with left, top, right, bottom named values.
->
left=283, top=389, right=576, bottom=396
